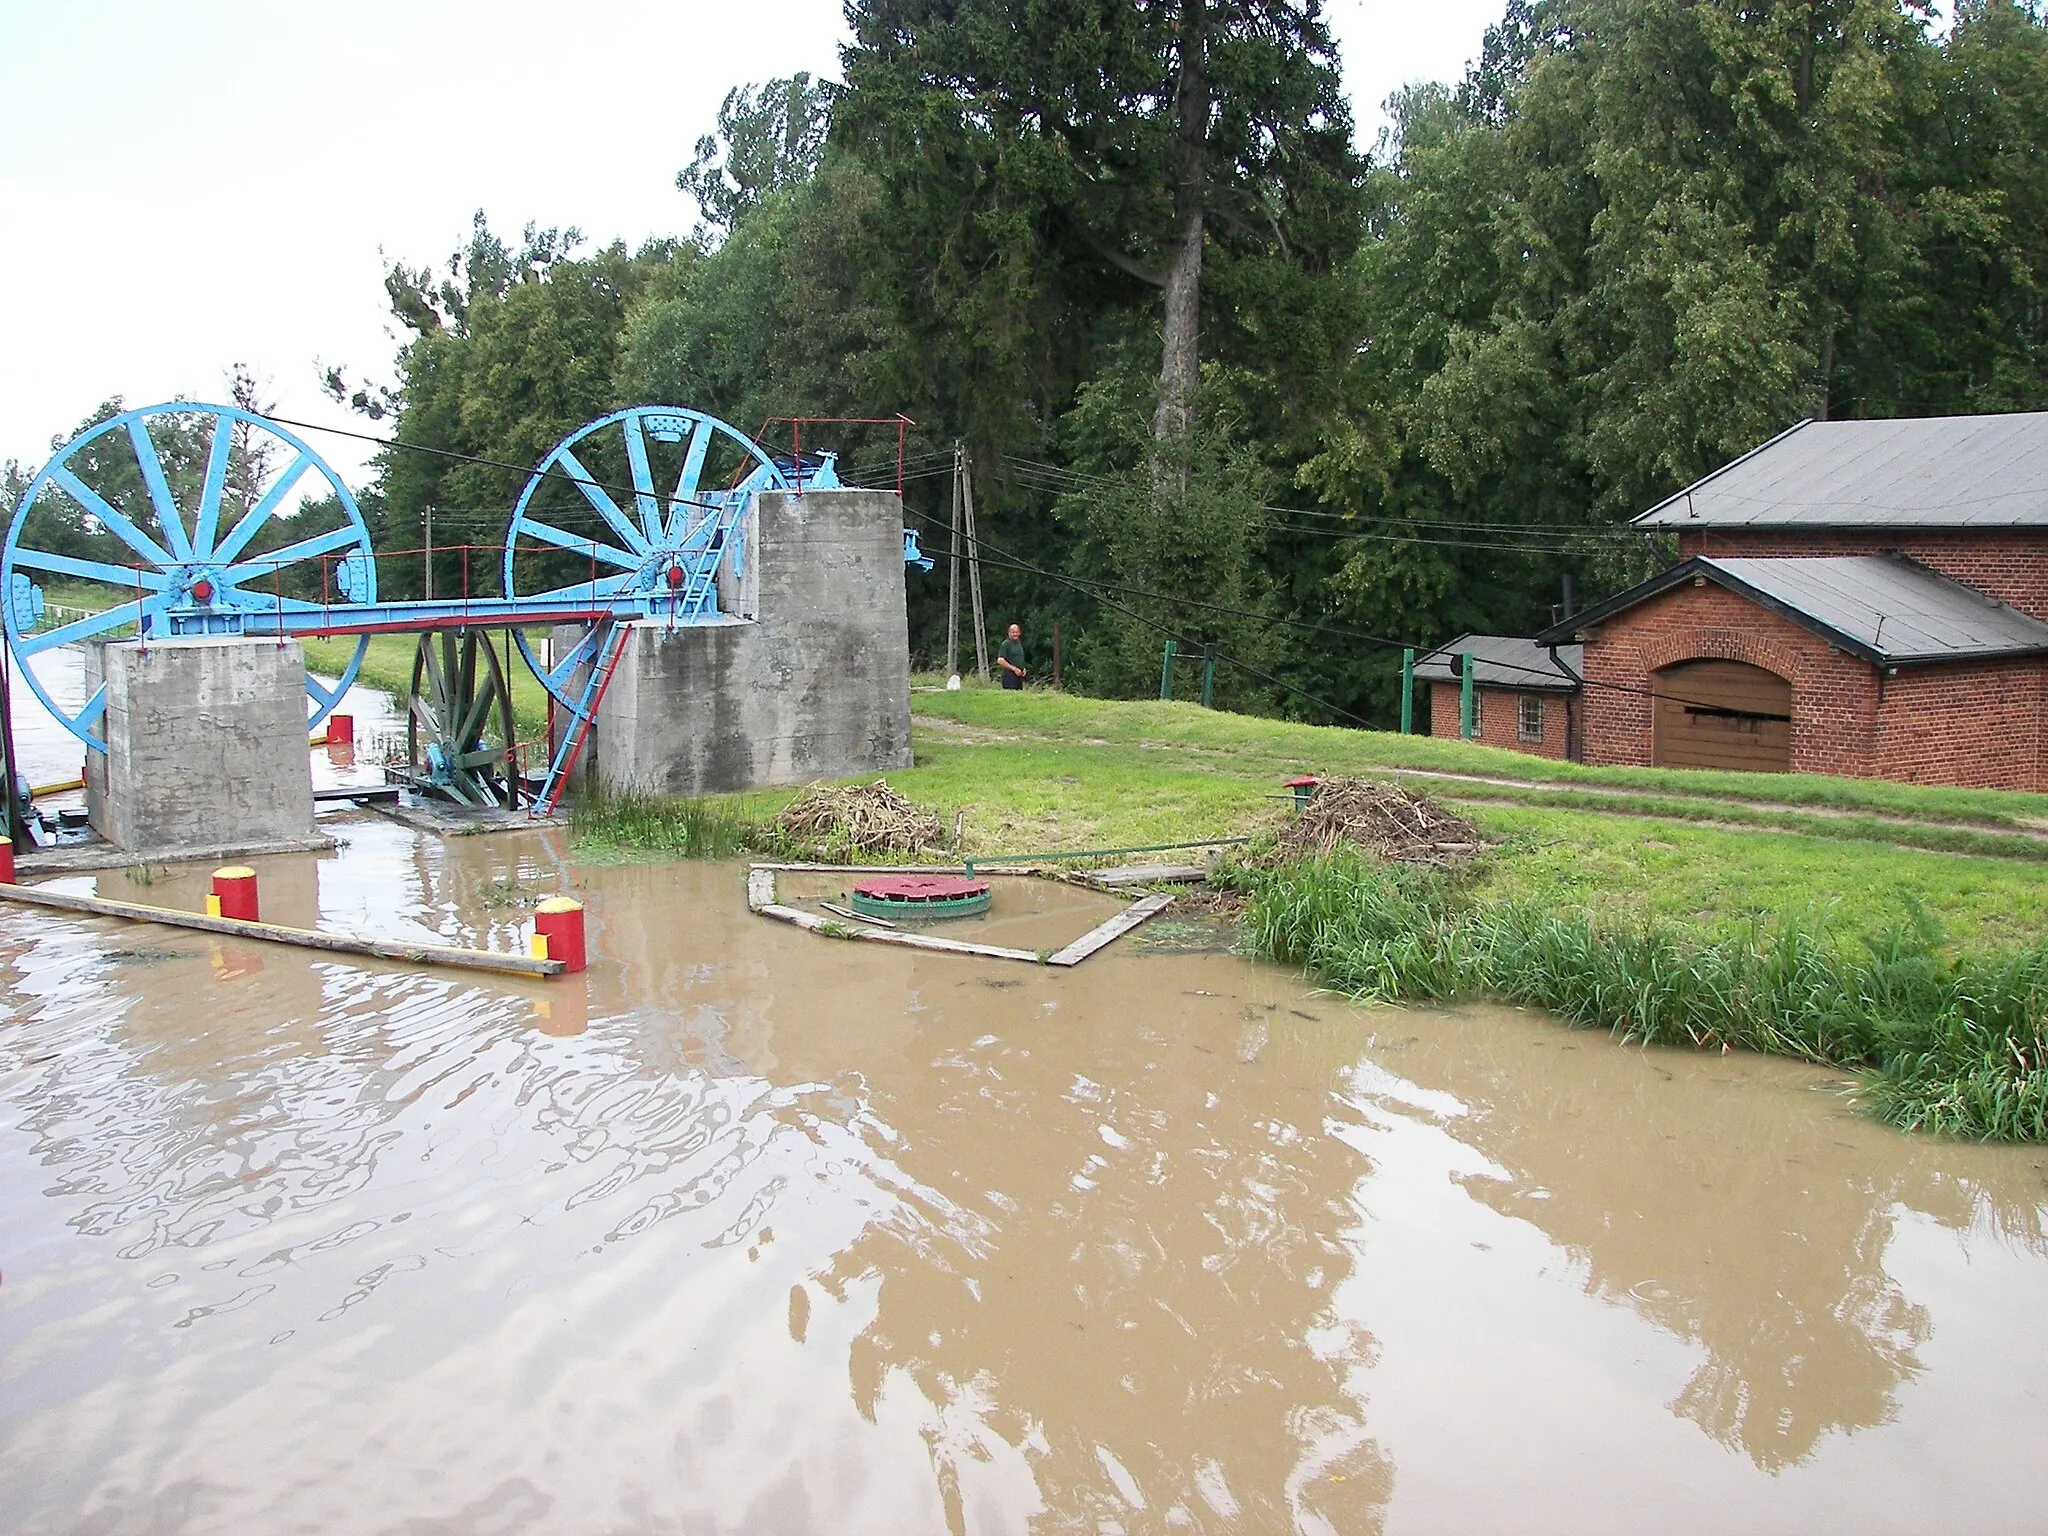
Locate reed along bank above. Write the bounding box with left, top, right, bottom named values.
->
left=1237, top=852, right=2048, bottom=1141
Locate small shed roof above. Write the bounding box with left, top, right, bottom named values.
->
left=1414, top=634, right=1583, bottom=692
left=1633, top=413, right=2048, bottom=530
left=1538, top=555, right=2048, bottom=666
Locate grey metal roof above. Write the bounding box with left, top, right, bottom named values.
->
left=1537, top=555, right=2048, bottom=665
left=1633, top=413, right=2048, bottom=529
left=1414, top=634, right=1583, bottom=691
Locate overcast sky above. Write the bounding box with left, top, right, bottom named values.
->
left=0, top=0, right=1504, bottom=489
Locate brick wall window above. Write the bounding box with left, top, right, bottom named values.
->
left=1518, top=693, right=1545, bottom=742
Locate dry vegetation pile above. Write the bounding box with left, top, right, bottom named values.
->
left=772, top=780, right=943, bottom=857
left=1275, top=779, right=1482, bottom=866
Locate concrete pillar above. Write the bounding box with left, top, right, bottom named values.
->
left=85, top=638, right=316, bottom=857
left=581, top=488, right=914, bottom=797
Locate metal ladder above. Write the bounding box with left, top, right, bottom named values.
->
left=529, top=622, right=630, bottom=818
left=671, top=509, right=731, bottom=621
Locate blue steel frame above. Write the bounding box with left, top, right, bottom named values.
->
left=5, top=400, right=922, bottom=763
left=1, top=403, right=375, bottom=751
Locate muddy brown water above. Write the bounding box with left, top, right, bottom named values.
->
left=2, top=825, right=2046, bottom=1533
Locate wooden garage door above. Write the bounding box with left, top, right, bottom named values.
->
left=1652, top=660, right=1792, bottom=773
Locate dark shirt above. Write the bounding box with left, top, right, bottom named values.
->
left=998, top=638, right=1026, bottom=673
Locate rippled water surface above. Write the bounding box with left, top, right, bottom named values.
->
left=3, top=829, right=2047, bottom=1534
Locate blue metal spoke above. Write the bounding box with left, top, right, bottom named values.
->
left=47, top=465, right=175, bottom=571
left=515, top=515, right=639, bottom=570
left=621, top=414, right=663, bottom=543
left=10, top=548, right=171, bottom=590
left=194, top=414, right=235, bottom=556
left=521, top=571, right=638, bottom=604
left=541, top=628, right=604, bottom=692
left=306, top=671, right=344, bottom=711
left=77, top=687, right=107, bottom=730
left=220, top=522, right=365, bottom=584
left=16, top=596, right=163, bottom=658
left=211, top=452, right=314, bottom=565
left=666, top=419, right=713, bottom=542
left=127, top=420, right=195, bottom=564
left=553, top=448, right=649, bottom=554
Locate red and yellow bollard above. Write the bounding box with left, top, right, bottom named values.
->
left=208, top=866, right=260, bottom=922
left=531, top=896, right=586, bottom=974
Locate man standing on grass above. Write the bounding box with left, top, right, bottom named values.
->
left=997, top=623, right=1027, bottom=690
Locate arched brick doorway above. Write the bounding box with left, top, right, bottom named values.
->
left=1652, top=659, right=1793, bottom=772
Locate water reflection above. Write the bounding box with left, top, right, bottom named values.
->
left=1332, top=1011, right=2048, bottom=1473
left=806, top=963, right=1394, bottom=1532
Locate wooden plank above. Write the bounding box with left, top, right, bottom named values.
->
left=757, top=902, right=1042, bottom=963
left=0, top=882, right=565, bottom=978
left=314, top=784, right=404, bottom=803
left=1045, top=892, right=1177, bottom=968
left=820, top=900, right=897, bottom=928
left=1089, top=864, right=1209, bottom=886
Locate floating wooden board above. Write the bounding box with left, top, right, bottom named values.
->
left=1045, top=892, right=1177, bottom=966
left=0, top=882, right=564, bottom=978
left=759, top=901, right=1044, bottom=963
left=746, top=865, right=1176, bottom=967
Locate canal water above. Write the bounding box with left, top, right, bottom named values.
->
left=2, top=832, right=2047, bottom=1533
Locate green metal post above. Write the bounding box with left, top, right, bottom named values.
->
left=1201, top=644, right=1215, bottom=708
left=1399, top=647, right=1415, bottom=734
left=1460, top=652, right=1475, bottom=739
left=1160, top=639, right=1177, bottom=700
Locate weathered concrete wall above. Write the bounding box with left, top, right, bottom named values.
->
left=584, top=489, right=913, bottom=796
left=85, top=639, right=315, bottom=854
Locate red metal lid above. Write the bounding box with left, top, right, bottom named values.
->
left=1284, top=775, right=1321, bottom=787
left=853, top=873, right=991, bottom=901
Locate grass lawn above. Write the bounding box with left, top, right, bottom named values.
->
left=1459, top=804, right=2048, bottom=953
left=910, top=679, right=2048, bottom=831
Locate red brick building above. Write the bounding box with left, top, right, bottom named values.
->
left=1537, top=414, right=2048, bottom=789
left=1415, top=636, right=1581, bottom=760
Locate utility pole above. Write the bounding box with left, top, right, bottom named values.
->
left=958, top=449, right=989, bottom=680
left=946, top=446, right=962, bottom=678
left=423, top=504, right=434, bottom=601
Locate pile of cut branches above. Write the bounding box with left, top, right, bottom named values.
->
left=1275, top=778, right=1482, bottom=867
left=771, top=780, right=943, bottom=859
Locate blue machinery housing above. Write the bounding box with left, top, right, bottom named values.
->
left=3, top=402, right=926, bottom=812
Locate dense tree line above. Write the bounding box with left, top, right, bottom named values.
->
left=309, top=0, right=2048, bottom=725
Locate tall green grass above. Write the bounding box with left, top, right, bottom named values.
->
left=570, top=787, right=762, bottom=859
left=1241, top=853, right=2048, bottom=1141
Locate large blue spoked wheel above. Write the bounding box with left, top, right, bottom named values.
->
left=502, top=405, right=790, bottom=724
left=2, top=403, right=375, bottom=751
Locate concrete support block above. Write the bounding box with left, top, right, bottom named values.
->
left=85, top=639, right=316, bottom=857
left=587, top=489, right=913, bottom=796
